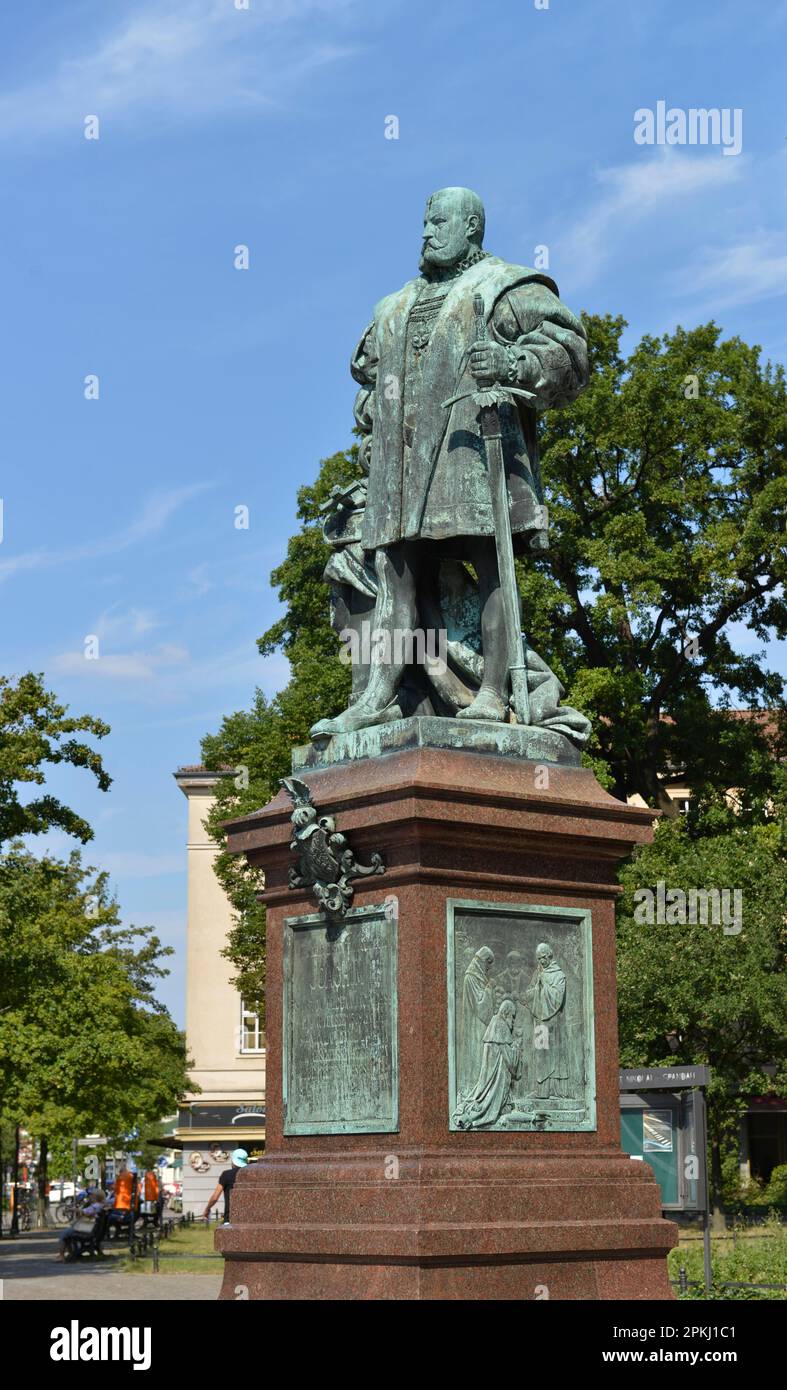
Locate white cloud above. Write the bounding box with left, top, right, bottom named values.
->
left=93, top=605, right=160, bottom=642
left=52, top=641, right=190, bottom=681
left=186, top=564, right=212, bottom=597
left=557, top=148, right=743, bottom=288
left=668, top=232, right=787, bottom=313
left=49, top=637, right=277, bottom=706
left=0, top=482, right=211, bottom=584
left=0, top=0, right=358, bottom=141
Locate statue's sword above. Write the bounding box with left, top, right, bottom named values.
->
left=442, top=293, right=532, bottom=726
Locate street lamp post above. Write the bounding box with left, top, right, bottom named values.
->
left=10, top=1125, right=20, bottom=1238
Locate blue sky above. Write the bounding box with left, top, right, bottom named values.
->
left=2, top=0, right=786, bottom=1022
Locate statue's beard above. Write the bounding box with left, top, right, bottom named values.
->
left=419, top=240, right=480, bottom=280
left=420, top=244, right=446, bottom=273
left=420, top=249, right=458, bottom=280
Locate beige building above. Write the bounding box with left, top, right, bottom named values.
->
left=173, top=767, right=266, bottom=1216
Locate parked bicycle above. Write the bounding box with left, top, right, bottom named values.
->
left=4, top=1189, right=33, bottom=1231
left=54, top=1188, right=90, bottom=1225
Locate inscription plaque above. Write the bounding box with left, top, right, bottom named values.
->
left=447, top=899, right=596, bottom=1132
left=283, top=903, right=398, bottom=1135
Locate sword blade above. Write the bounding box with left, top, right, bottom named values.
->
left=479, top=404, right=531, bottom=726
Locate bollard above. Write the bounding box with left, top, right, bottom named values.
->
left=679, top=1265, right=688, bottom=1295
left=152, top=1240, right=160, bottom=1273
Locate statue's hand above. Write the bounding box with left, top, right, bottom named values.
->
left=469, top=340, right=509, bottom=385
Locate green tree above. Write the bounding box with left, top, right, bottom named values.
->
left=617, top=805, right=787, bottom=1208
left=0, top=847, right=192, bottom=1220
left=0, top=673, right=111, bottom=846
left=532, top=315, right=787, bottom=808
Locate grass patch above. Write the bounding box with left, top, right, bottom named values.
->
left=668, top=1213, right=787, bottom=1300
left=117, top=1219, right=223, bottom=1275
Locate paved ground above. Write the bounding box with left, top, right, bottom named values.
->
left=0, top=1230, right=222, bottom=1301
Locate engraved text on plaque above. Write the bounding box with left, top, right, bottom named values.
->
left=283, top=904, right=398, bottom=1135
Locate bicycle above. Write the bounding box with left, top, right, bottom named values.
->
left=54, top=1188, right=90, bottom=1225
left=7, top=1191, right=32, bottom=1232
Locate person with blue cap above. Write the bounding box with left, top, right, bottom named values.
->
left=202, top=1149, right=248, bottom=1226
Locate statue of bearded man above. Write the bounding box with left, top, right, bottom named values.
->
left=311, top=187, right=589, bottom=739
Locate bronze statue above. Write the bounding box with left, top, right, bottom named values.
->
left=312, top=187, right=590, bottom=744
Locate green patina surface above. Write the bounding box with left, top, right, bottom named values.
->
left=282, top=904, right=399, bottom=1135
left=446, top=899, right=597, bottom=1133
left=310, top=186, right=591, bottom=747
left=295, top=713, right=581, bottom=772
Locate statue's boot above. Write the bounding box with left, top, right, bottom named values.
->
left=455, top=685, right=508, bottom=722
left=310, top=698, right=403, bottom=739
left=311, top=645, right=410, bottom=738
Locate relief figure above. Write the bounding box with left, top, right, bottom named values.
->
left=453, top=999, right=522, bottom=1131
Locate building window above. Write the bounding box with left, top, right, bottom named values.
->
left=239, top=1000, right=264, bottom=1054
left=747, top=1112, right=787, bottom=1183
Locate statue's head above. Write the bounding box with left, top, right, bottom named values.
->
left=499, top=998, right=517, bottom=1027
left=420, top=187, right=485, bottom=273
left=536, top=942, right=553, bottom=966
left=476, top=945, right=494, bottom=975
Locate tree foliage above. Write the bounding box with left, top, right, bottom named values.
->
left=0, top=847, right=192, bottom=1144
left=617, top=795, right=787, bottom=1204
left=533, top=314, right=787, bottom=806
left=0, top=673, right=111, bottom=846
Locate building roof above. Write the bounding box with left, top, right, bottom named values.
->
left=173, top=764, right=233, bottom=792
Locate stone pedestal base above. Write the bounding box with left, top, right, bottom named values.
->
left=219, top=740, right=676, bottom=1299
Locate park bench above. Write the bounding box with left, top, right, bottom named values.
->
left=62, top=1210, right=108, bottom=1262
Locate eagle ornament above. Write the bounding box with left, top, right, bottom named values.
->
left=280, top=776, right=385, bottom=924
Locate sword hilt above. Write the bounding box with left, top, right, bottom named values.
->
left=472, top=292, right=495, bottom=391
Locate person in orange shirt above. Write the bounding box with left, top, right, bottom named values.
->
left=113, top=1165, right=134, bottom=1212
left=106, top=1163, right=140, bottom=1240
left=142, top=1168, right=163, bottom=1226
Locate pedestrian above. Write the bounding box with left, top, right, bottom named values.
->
left=105, top=1163, right=138, bottom=1241
left=202, top=1149, right=248, bottom=1226
left=141, top=1168, right=160, bottom=1225
left=55, top=1189, right=110, bottom=1262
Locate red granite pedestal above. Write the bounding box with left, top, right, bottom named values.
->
left=217, top=744, right=676, bottom=1299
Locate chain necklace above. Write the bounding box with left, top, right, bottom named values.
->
left=410, top=249, right=489, bottom=352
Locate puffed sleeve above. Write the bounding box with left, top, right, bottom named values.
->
left=351, top=322, right=377, bottom=473
left=492, top=283, right=588, bottom=409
